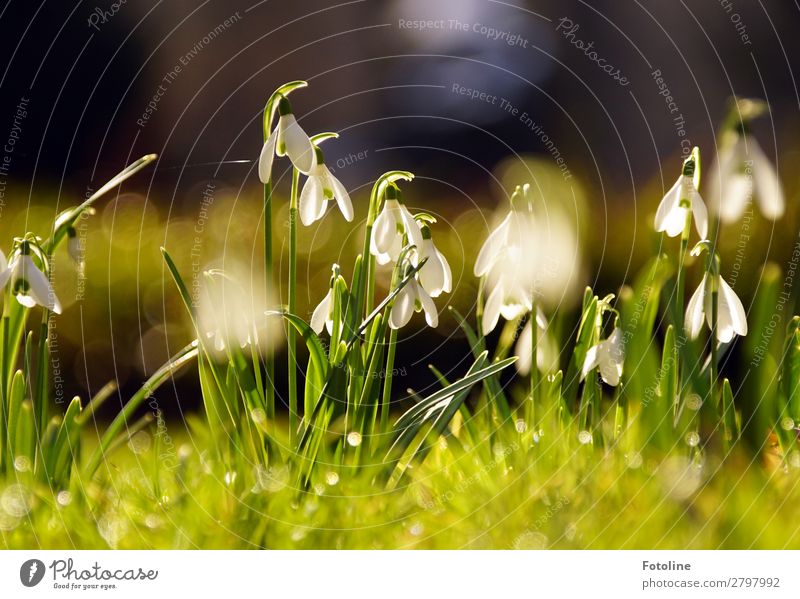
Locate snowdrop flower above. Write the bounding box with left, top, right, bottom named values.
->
left=684, top=242, right=747, bottom=343
left=654, top=153, right=708, bottom=239
left=415, top=224, right=451, bottom=298
left=685, top=274, right=747, bottom=343
left=310, top=287, right=335, bottom=335
left=514, top=308, right=558, bottom=375
left=581, top=327, right=624, bottom=387
left=369, top=186, right=423, bottom=265
left=389, top=277, right=438, bottom=330
left=258, top=96, right=315, bottom=182
left=8, top=242, right=61, bottom=314
left=299, top=147, right=353, bottom=226
left=474, top=186, right=537, bottom=334
left=709, top=133, right=784, bottom=223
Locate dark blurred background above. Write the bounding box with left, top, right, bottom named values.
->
left=0, top=0, right=798, bottom=417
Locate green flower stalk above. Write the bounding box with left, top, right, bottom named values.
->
left=258, top=81, right=308, bottom=424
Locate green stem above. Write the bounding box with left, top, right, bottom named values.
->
left=263, top=180, right=275, bottom=423
left=527, top=306, right=539, bottom=432
left=381, top=328, right=398, bottom=434
left=710, top=283, right=719, bottom=409
left=288, top=168, right=300, bottom=445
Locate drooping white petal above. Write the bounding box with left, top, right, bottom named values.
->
left=719, top=173, right=752, bottom=223
left=0, top=251, right=10, bottom=289
left=515, top=320, right=533, bottom=375
left=474, top=213, right=511, bottom=277
left=498, top=277, right=531, bottom=320
left=654, top=177, right=686, bottom=237
left=684, top=275, right=707, bottom=340
left=514, top=318, right=557, bottom=375
left=482, top=281, right=504, bottom=335
left=327, top=170, right=353, bottom=222
left=299, top=173, right=325, bottom=226
left=716, top=276, right=748, bottom=342
left=258, top=129, right=278, bottom=183
left=389, top=282, right=415, bottom=329
left=278, top=114, right=315, bottom=174
left=598, top=328, right=624, bottom=386
left=581, top=345, right=600, bottom=381
left=415, top=281, right=439, bottom=328
left=708, top=140, right=738, bottom=220
left=751, top=140, right=785, bottom=220
left=16, top=255, right=61, bottom=314
left=418, top=240, right=446, bottom=297
left=438, top=247, right=452, bottom=294
left=399, top=204, right=423, bottom=250
left=691, top=188, right=709, bottom=239
left=310, top=289, right=332, bottom=334
left=370, top=200, right=399, bottom=256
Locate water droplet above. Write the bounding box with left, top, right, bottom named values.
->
left=98, top=514, right=127, bottom=548
left=0, top=509, right=19, bottom=531
left=178, top=444, right=192, bottom=460
left=224, top=471, right=237, bottom=486
left=254, top=464, right=289, bottom=493
left=626, top=452, right=643, bottom=469
left=513, top=531, right=548, bottom=549
left=685, top=431, right=700, bottom=447
left=781, top=417, right=795, bottom=431
left=145, top=514, right=162, bottom=529
left=1, top=484, right=33, bottom=517
left=325, top=471, right=340, bottom=486
left=346, top=431, right=362, bottom=447
left=409, top=522, right=424, bottom=536
left=686, top=394, right=703, bottom=411
left=515, top=419, right=527, bottom=433
left=291, top=527, right=308, bottom=542
left=56, top=491, right=72, bottom=507
left=13, top=456, right=31, bottom=472
left=577, top=430, right=593, bottom=445
left=128, top=430, right=151, bottom=454
left=250, top=408, right=267, bottom=428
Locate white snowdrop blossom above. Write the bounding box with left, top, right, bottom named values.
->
left=7, top=244, right=61, bottom=314
left=389, top=277, right=438, bottom=330
left=475, top=205, right=536, bottom=335
left=514, top=308, right=558, bottom=375
left=258, top=97, right=315, bottom=182
left=685, top=273, right=748, bottom=343
left=299, top=148, right=353, bottom=226
left=581, top=327, right=624, bottom=387
left=709, top=134, right=784, bottom=223
left=654, top=174, right=708, bottom=239
left=415, top=225, right=451, bottom=298
left=369, top=192, right=423, bottom=265
left=310, top=287, right=335, bottom=335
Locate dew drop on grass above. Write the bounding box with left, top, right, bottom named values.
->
left=513, top=531, right=548, bottom=549
left=409, top=521, right=424, bottom=537
left=250, top=408, right=267, bottom=429
left=685, top=431, right=700, bottom=447
left=56, top=491, right=72, bottom=507
left=128, top=430, right=152, bottom=454
left=626, top=452, right=643, bottom=469
left=780, top=417, right=795, bottom=431
left=0, top=509, right=19, bottom=531
left=346, top=431, right=362, bottom=447
left=577, top=430, right=593, bottom=445
left=325, top=471, right=340, bottom=486
left=515, top=419, right=527, bottom=433
left=13, top=455, right=31, bottom=472
left=1, top=484, right=33, bottom=517
left=290, top=527, right=308, bottom=542
left=224, top=471, right=237, bottom=486
left=254, top=464, right=289, bottom=493
left=686, top=393, right=703, bottom=411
